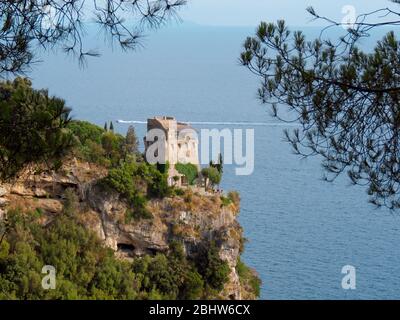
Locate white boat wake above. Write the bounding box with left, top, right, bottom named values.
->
left=116, top=120, right=299, bottom=127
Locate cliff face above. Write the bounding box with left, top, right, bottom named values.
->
left=0, top=159, right=257, bottom=300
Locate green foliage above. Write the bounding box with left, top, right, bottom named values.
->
left=0, top=1, right=187, bottom=77
left=101, top=131, right=125, bottom=165
left=196, top=241, right=230, bottom=292
left=82, top=140, right=108, bottom=165
left=132, top=242, right=204, bottom=299
left=105, top=162, right=142, bottom=200
left=67, top=120, right=125, bottom=167
left=241, top=20, right=400, bottom=209
left=104, top=161, right=171, bottom=221
left=201, top=167, right=221, bottom=190
left=173, top=188, right=185, bottom=197
left=0, top=208, right=137, bottom=300
left=0, top=206, right=232, bottom=300
left=220, top=191, right=241, bottom=210
left=182, top=270, right=204, bottom=300
left=0, top=239, right=9, bottom=260
left=67, top=120, right=104, bottom=145
left=147, top=167, right=170, bottom=199
left=220, top=196, right=231, bottom=207
left=124, top=125, right=139, bottom=156
left=104, top=161, right=151, bottom=222
left=0, top=77, right=74, bottom=181
left=237, top=258, right=261, bottom=298
left=175, top=163, right=198, bottom=185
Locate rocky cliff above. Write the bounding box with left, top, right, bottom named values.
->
left=0, top=159, right=258, bottom=300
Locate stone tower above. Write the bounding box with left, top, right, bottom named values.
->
left=144, top=116, right=199, bottom=186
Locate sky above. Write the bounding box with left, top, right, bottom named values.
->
left=180, top=0, right=397, bottom=27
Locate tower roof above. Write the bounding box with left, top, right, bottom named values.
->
left=148, top=116, right=194, bottom=132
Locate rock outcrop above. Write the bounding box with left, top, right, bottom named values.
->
left=0, top=159, right=257, bottom=300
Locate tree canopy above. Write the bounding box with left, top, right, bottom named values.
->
left=201, top=166, right=221, bottom=191
left=240, top=1, right=400, bottom=209
left=0, top=77, right=73, bottom=181
left=125, top=125, right=139, bottom=156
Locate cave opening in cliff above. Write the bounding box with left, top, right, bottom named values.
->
left=117, top=243, right=136, bottom=256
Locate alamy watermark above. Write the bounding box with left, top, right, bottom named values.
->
left=145, top=127, right=255, bottom=176
left=341, top=265, right=356, bottom=290
left=341, top=5, right=357, bottom=29
left=42, top=265, right=56, bottom=290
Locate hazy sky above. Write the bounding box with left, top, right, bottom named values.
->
left=180, top=0, right=396, bottom=27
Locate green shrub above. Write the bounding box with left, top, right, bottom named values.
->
left=80, top=140, right=109, bottom=166
left=131, top=242, right=205, bottom=300
left=147, top=166, right=171, bottom=198
left=124, top=125, right=139, bottom=156
left=220, top=196, right=232, bottom=207
left=67, top=120, right=126, bottom=166
left=173, top=188, right=185, bottom=196
left=67, top=120, right=104, bottom=145
left=104, top=161, right=171, bottom=221
left=101, top=131, right=125, bottom=165
left=182, top=270, right=204, bottom=300
left=175, top=163, right=198, bottom=185
left=104, top=162, right=150, bottom=221
left=105, top=162, right=139, bottom=198
left=201, top=166, right=221, bottom=189
left=196, top=241, right=230, bottom=291
left=205, top=245, right=230, bottom=291
left=237, top=258, right=261, bottom=298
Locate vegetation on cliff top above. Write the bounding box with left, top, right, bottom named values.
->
left=67, top=120, right=140, bottom=168
left=102, top=161, right=170, bottom=222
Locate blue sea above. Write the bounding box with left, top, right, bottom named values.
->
left=29, top=24, right=400, bottom=299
